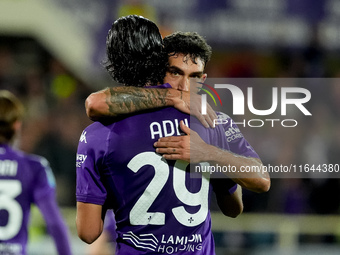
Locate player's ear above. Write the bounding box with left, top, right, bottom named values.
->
left=201, top=73, right=207, bottom=82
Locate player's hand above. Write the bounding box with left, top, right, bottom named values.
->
left=154, top=120, right=208, bottom=163
left=171, top=90, right=217, bottom=128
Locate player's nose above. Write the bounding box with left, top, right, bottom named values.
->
left=178, top=77, right=190, bottom=92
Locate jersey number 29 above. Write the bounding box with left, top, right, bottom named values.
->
left=128, top=152, right=210, bottom=227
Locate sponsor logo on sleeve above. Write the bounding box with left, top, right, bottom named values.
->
left=76, top=154, right=87, bottom=167
left=79, top=130, right=87, bottom=143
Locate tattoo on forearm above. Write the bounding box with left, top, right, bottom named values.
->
left=106, top=87, right=168, bottom=116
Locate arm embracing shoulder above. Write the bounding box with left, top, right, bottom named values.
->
left=85, top=86, right=183, bottom=121
left=205, top=146, right=270, bottom=193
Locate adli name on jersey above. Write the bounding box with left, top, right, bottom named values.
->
left=150, top=118, right=189, bottom=140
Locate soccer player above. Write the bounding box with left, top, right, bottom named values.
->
left=85, top=32, right=270, bottom=193
left=0, top=90, right=72, bottom=255
left=76, top=15, right=246, bottom=255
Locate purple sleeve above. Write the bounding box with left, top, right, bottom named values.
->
left=36, top=196, right=72, bottom=255
left=218, top=112, right=260, bottom=159
left=228, top=184, right=238, bottom=194
left=76, top=125, right=108, bottom=205
left=145, top=83, right=172, bottom=89
left=31, top=157, right=56, bottom=201
left=32, top=159, right=72, bottom=255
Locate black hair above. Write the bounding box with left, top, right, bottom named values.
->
left=163, top=31, right=212, bottom=69
left=104, top=15, right=167, bottom=87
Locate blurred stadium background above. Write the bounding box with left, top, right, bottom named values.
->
left=1, top=0, right=340, bottom=254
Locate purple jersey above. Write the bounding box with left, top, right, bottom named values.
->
left=191, top=111, right=259, bottom=159
left=76, top=104, right=258, bottom=254
left=77, top=107, right=215, bottom=254
left=0, top=144, right=71, bottom=255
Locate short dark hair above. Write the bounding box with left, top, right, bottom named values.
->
left=0, top=90, right=24, bottom=143
left=163, top=32, right=212, bottom=69
left=104, top=15, right=167, bottom=87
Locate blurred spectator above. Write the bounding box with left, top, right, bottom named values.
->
left=0, top=89, right=72, bottom=255
left=0, top=37, right=92, bottom=207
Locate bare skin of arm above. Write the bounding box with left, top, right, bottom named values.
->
left=154, top=121, right=271, bottom=193
left=76, top=202, right=104, bottom=244
left=215, top=184, right=243, bottom=218
left=85, top=86, right=217, bottom=128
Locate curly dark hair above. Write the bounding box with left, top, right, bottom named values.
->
left=163, top=31, right=212, bottom=69
left=104, top=15, right=167, bottom=87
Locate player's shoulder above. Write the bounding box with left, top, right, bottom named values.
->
left=216, top=111, right=231, bottom=120
left=80, top=121, right=112, bottom=142
left=12, top=148, right=48, bottom=167
left=11, top=149, right=53, bottom=181
left=77, top=121, right=114, bottom=157
left=214, top=111, right=243, bottom=137
left=214, top=111, right=233, bottom=129
left=145, top=106, right=187, bottom=117
left=84, top=121, right=113, bottom=132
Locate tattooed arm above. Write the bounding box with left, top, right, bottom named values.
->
left=86, top=87, right=184, bottom=119
left=85, top=86, right=216, bottom=127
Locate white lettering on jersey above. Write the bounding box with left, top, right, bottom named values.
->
left=0, top=160, right=18, bottom=176
left=0, top=243, right=22, bottom=254
left=76, top=154, right=87, bottom=167
left=161, top=234, right=201, bottom=245
left=122, top=231, right=204, bottom=254
left=150, top=119, right=189, bottom=140
left=79, top=130, right=87, bottom=143
left=225, top=125, right=243, bottom=142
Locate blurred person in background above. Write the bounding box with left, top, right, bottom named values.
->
left=0, top=90, right=72, bottom=255
left=117, top=0, right=157, bottom=22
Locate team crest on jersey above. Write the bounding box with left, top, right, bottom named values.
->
left=79, top=130, right=87, bottom=143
